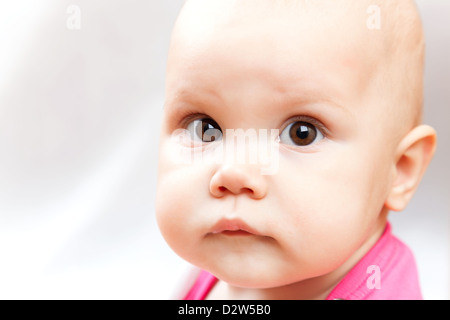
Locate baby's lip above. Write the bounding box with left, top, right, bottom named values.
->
left=209, top=218, right=261, bottom=236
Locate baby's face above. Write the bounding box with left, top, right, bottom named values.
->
left=156, top=0, right=405, bottom=288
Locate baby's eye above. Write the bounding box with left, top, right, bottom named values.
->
left=186, top=118, right=223, bottom=143
left=279, top=121, right=324, bottom=147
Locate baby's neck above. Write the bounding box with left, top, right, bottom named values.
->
left=207, top=277, right=338, bottom=300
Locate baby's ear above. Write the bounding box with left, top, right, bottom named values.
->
left=385, top=125, right=437, bottom=212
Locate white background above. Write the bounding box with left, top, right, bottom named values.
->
left=0, top=0, right=448, bottom=299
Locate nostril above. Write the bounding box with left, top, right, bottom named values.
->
left=242, top=188, right=254, bottom=194
left=218, top=186, right=254, bottom=194
left=219, top=186, right=254, bottom=194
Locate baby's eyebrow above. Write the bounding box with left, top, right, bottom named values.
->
left=273, top=88, right=352, bottom=117
left=168, top=85, right=352, bottom=118
left=169, top=86, right=221, bottom=106
left=285, top=96, right=348, bottom=112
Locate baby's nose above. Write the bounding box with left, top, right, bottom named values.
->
left=209, top=164, right=268, bottom=199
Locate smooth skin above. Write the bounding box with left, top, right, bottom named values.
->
left=156, top=0, right=437, bottom=300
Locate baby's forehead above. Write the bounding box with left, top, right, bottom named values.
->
left=172, top=0, right=420, bottom=64
left=170, top=0, right=395, bottom=79
left=168, top=0, right=424, bottom=130
left=174, top=0, right=373, bottom=46
left=169, top=1, right=382, bottom=99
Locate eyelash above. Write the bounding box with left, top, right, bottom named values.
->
left=174, top=110, right=329, bottom=141
left=280, top=115, right=329, bottom=138
left=177, top=111, right=210, bottom=129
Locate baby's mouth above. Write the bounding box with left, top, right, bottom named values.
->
left=209, top=218, right=261, bottom=237
left=219, top=230, right=253, bottom=237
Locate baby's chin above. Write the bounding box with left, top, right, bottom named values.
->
left=212, top=270, right=297, bottom=290
left=197, top=257, right=327, bottom=290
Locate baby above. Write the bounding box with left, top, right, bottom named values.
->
left=155, top=0, right=437, bottom=300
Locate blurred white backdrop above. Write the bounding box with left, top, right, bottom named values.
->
left=0, top=0, right=448, bottom=299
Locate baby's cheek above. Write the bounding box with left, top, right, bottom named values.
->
left=155, top=169, right=201, bottom=252
left=297, top=171, right=382, bottom=266
left=275, top=157, right=374, bottom=268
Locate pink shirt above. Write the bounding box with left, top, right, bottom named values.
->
left=184, top=223, right=422, bottom=300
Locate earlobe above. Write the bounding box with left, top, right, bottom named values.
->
left=385, top=125, right=437, bottom=212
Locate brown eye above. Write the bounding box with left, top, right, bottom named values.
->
left=187, top=118, right=222, bottom=142
left=280, top=121, right=324, bottom=147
